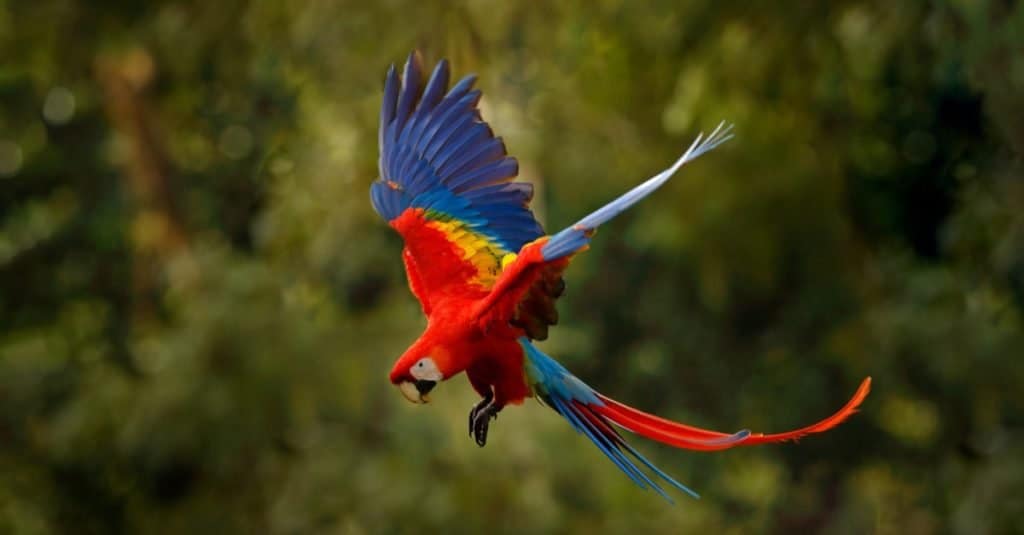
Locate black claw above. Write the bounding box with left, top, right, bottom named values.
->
left=472, top=404, right=498, bottom=447
left=469, top=392, right=493, bottom=437
left=474, top=418, right=488, bottom=447
left=468, top=392, right=500, bottom=447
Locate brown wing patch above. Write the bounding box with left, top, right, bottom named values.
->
left=510, top=263, right=568, bottom=340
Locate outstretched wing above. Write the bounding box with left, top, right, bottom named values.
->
left=371, top=52, right=544, bottom=314
left=473, top=125, right=734, bottom=338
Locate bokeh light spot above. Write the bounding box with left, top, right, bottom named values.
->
left=43, top=87, right=76, bottom=125
left=0, top=140, right=23, bottom=177
left=219, top=125, right=253, bottom=160
left=722, top=455, right=784, bottom=506
left=270, top=157, right=294, bottom=176
left=880, top=395, right=939, bottom=446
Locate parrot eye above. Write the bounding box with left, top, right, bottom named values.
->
left=410, top=357, right=442, bottom=381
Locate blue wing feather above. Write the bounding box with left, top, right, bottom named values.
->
left=423, top=102, right=480, bottom=161
left=403, top=161, right=436, bottom=199
left=372, top=53, right=543, bottom=256
left=420, top=91, right=478, bottom=155
left=448, top=159, right=518, bottom=193
left=412, top=78, right=477, bottom=157
left=418, top=60, right=450, bottom=113
left=541, top=122, right=735, bottom=262
left=434, top=123, right=490, bottom=171
left=379, top=65, right=399, bottom=149
left=443, top=138, right=506, bottom=178
left=394, top=52, right=422, bottom=132
left=401, top=60, right=448, bottom=146
left=461, top=182, right=533, bottom=205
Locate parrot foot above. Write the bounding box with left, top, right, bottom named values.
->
left=469, top=393, right=500, bottom=447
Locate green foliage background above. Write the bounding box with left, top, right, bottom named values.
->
left=2, top=1, right=1023, bottom=533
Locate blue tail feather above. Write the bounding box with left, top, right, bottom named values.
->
left=520, top=338, right=700, bottom=501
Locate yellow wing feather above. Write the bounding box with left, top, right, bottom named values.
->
left=426, top=220, right=505, bottom=287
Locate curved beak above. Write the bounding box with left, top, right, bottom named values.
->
left=397, top=379, right=437, bottom=404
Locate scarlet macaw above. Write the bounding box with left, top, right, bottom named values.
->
left=370, top=52, right=871, bottom=500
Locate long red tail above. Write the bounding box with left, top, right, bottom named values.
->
left=592, top=377, right=872, bottom=452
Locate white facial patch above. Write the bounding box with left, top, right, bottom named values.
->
left=410, top=357, right=442, bottom=382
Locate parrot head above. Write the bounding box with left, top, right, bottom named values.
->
left=389, top=342, right=453, bottom=404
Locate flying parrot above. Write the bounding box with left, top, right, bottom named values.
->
left=370, top=51, right=871, bottom=500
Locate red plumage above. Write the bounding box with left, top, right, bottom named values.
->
left=593, top=377, right=872, bottom=451
left=370, top=52, right=872, bottom=499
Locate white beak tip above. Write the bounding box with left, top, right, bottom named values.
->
left=398, top=381, right=425, bottom=404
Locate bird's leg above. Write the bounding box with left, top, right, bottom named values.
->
left=468, top=390, right=500, bottom=447
left=468, top=390, right=492, bottom=436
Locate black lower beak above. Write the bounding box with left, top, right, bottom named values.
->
left=415, top=380, right=436, bottom=396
